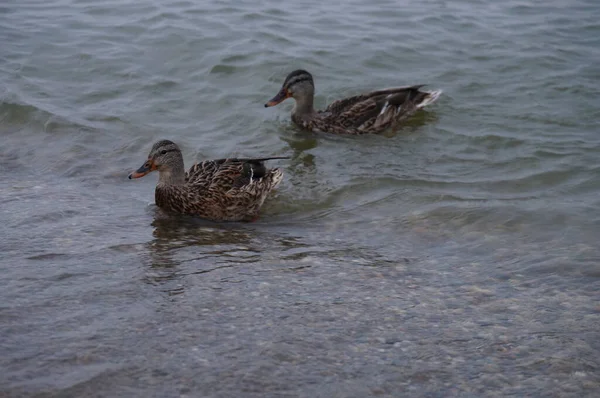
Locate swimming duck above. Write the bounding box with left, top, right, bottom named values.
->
left=128, top=139, right=287, bottom=221
left=265, top=69, right=442, bottom=135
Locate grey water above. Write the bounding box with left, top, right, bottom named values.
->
left=1, top=0, right=599, bottom=396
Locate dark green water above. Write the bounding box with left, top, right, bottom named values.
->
left=1, top=0, right=599, bottom=396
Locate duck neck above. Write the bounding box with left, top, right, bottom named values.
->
left=292, top=94, right=315, bottom=118
left=157, top=164, right=186, bottom=186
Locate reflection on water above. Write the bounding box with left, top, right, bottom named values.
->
left=142, top=213, right=259, bottom=285
left=150, top=214, right=255, bottom=248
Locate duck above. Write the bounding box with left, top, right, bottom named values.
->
left=128, top=139, right=287, bottom=221
left=264, top=69, right=442, bottom=135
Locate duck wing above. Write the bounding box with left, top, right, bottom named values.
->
left=187, top=157, right=289, bottom=191
left=325, top=85, right=422, bottom=120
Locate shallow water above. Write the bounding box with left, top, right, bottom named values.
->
left=1, top=0, right=599, bottom=396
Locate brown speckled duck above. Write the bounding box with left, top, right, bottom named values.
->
left=265, top=69, right=442, bottom=135
left=128, top=140, right=287, bottom=221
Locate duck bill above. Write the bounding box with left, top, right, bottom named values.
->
left=264, top=88, right=290, bottom=107
left=128, top=159, right=156, bottom=179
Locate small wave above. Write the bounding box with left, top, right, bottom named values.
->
left=26, top=253, right=69, bottom=261
left=138, top=79, right=180, bottom=93
left=0, top=98, right=93, bottom=133
left=0, top=101, right=45, bottom=125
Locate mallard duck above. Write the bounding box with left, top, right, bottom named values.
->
left=264, top=69, right=442, bottom=135
left=128, top=139, right=287, bottom=221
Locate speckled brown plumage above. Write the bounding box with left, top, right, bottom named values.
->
left=265, top=69, right=442, bottom=135
left=129, top=140, right=287, bottom=222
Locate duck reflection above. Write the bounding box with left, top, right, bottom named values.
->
left=150, top=214, right=255, bottom=248
left=393, top=110, right=440, bottom=136
left=141, top=211, right=259, bottom=287
left=277, top=125, right=318, bottom=170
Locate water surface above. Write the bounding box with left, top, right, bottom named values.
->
left=1, top=0, right=599, bottom=396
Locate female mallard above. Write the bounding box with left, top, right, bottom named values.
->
left=128, top=139, right=287, bottom=221
left=265, top=69, right=442, bottom=135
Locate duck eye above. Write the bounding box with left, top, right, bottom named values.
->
left=160, top=150, right=167, bottom=155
